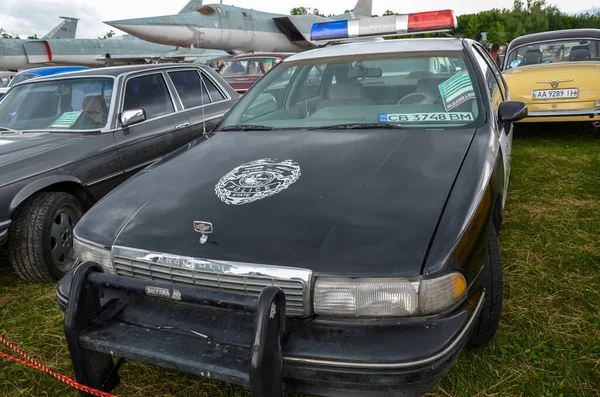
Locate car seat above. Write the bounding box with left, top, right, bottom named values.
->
left=569, top=45, right=591, bottom=61
left=522, top=49, right=543, bottom=65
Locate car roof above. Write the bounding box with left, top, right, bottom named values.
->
left=285, top=37, right=467, bottom=62
left=506, top=28, right=600, bottom=52
left=17, top=66, right=90, bottom=77
left=27, top=63, right=210, bottom=83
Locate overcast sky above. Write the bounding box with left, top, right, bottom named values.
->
left=0, top=0, right=596, bottom=39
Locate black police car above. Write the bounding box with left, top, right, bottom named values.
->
left=56, top=10, right=527, bottom=397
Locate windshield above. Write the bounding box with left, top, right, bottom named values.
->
left=505, top=38, right=600, bottom=69
left=218, top=51, right=483, bottom=130
left=220, top=57, right=283, bottom=77
left=0, top=77, right=114, bottom=132
left=8, top=73, right=40, bottom=87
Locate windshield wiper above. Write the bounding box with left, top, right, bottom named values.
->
left=0, top=127, right=23, bottom=135
left=309, top=123, right=408, bottom=130
left=218, top=125, right=280, bottom=131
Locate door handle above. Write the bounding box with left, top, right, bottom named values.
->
left=175, top=122, right=190, bottom=130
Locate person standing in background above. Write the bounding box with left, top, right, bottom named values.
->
left=490, top=44, right=501, bottom=68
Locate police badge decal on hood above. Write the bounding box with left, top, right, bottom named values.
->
left=215, top=158, right=301, bottom=205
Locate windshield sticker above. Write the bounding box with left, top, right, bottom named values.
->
left=510, top=60, right=521, bottom=68
left=215, top=158, right=301, bottom=205
left=379, top=112, right=474, bottom=122
left=49, top=110, right=82, bottom=129
left=438, top=70, right=476, bottom=111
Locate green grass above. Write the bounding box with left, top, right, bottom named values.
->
left=1, top=123, right=600, bottom=397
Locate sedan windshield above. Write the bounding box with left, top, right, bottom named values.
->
left=0, top=77, right=114, bottom=132
left=8, top=73, right=40, bottom=87
left=505, top=38, right=600, bottom=69
left=218, top=51, right=483, bottom=130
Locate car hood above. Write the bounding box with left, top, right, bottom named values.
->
left=0, top=131, right=84, bottom=186
left=107, top=128, right=476, bottom=277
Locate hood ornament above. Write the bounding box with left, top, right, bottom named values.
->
left=537, top=79, right=573, bottom=88
left=194, top=221, right=213, bottom=244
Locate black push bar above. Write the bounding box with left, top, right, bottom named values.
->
left=63, top=261, right=287, bottom=397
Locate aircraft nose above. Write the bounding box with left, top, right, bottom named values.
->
left=104, top=14, right=196, bottom=47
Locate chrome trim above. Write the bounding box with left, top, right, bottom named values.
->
left=536, top=79, right=573, bottom=88
left=110, top=246, right=313, bottom=317
left=284, top=291, right=485, bottom=368
left=85, top=170, right=125, bottom=187
left=0, top=220, right=11, bottom=229
left=123, top=157, right=162, bottom=174
left=527, top=109, right=600, bottom=117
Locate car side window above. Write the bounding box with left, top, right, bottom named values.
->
left=168, top=70, right=211, bottom=109
left=472, top=47, right=503, bottom=110
left=474, top=47, right=507, bottom=100
left=123, top=73, right=175, bottom=119
left=201, top=73, right=227, bottom=102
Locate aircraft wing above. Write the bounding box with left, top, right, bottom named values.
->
left=272, top=15, right=330, bottom=49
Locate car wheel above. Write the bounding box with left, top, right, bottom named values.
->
left=7, top=192, right=83, bottom=282
left=468, top=226, right=503, bottom=347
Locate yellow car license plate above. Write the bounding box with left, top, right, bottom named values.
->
left=532, top=88, right=579, bottom=100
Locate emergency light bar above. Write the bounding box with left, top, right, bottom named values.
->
left=310, top=10, right=457, bottom=41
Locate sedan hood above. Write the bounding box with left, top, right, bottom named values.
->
left=0, top=131, right=84, bottom=186
left=112, top=128, right=476, bottom=276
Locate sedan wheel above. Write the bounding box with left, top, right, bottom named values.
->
left=8, top=192, right=83, bottom=282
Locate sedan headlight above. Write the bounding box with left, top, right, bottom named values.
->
left=313, top=272, right=466, bottom=317
left=73, top=236, right=114, bottom=273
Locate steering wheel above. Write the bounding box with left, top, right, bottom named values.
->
left=397, top=92, right=439, bottom=105
left=70, top=109, right=108, bottom=129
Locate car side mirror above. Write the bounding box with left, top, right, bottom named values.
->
left=120, top=109, right=146, bottom=127
left=498, top=101, right=527, bottom=123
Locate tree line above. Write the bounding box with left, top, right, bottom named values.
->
left=292, top=0, right=600, bottom=45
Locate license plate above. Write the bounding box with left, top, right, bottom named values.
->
left=532, top=88, right=579, bottom=100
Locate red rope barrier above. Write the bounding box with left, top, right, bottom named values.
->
left=0, top=334, right=121, bottom=397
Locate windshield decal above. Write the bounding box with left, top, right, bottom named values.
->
left=510, top=60, right=521, bottom=68
left=379, top=112, right=474, bottom=122
left=438, top=70, right=475, bottom=111
left=49, top=110, right=82, bottom=129
left=215, top=159, right=301, bottom=205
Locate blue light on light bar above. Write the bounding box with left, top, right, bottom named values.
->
left=310, top=20, right=349, bottom=41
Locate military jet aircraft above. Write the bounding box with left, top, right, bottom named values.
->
left=105, top=0, right=373, bottom=53
left=0, top=1, right=228, bottom=71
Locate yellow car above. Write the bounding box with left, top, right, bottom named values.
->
left=501, top=28, right=600, bottom=130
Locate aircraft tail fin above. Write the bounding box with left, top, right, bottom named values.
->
left=352, top=0, right=372, bottom=17
left=42, top=16, right=78, bottom=39
left=178, top=0, right=204, bottom=13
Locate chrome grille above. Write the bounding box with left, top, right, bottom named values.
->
left=111, top=246, right=312, bottom=317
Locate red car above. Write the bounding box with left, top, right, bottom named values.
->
left=219, top=52, right=295, bottom=94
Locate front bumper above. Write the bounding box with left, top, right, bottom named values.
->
left=0, top=220, right=10, bottom=246
left=57, top=263, right=484, bottom=397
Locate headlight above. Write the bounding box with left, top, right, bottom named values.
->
left=73, top=236, right=114, bottom=273
left=313, top=272, right=466, bottom=317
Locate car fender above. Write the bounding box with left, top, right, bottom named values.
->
left=10, top=175, right=86, bottom=213
left=422, top=125, right=506, bottom=284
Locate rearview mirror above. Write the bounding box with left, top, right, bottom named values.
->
left=498, top=101, right=528, bottom=123
left=120, top=109, right=146, bottom=127
left=246, top=93, right=277, bottom=116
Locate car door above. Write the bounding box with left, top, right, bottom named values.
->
left=166, top=68, right=231, bottom=141
left=472, top=45, right=513, bottom=207
left=113, top=70, right=190, bottom=180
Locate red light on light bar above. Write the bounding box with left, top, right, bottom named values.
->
left=407, top=10, right=457, bottom=33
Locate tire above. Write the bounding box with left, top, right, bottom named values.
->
left=468, top=226, right=503, bottom=347
left=7, top=192, right=83, bottom=282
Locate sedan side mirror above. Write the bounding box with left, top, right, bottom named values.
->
left=498, top=101, right=528, bottom=123
left=120, top=109, right=146, bottom=127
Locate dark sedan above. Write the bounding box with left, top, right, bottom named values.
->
left=0, top=63, right=239, bottom=282
left=55, top=11, right=527, bottom=397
